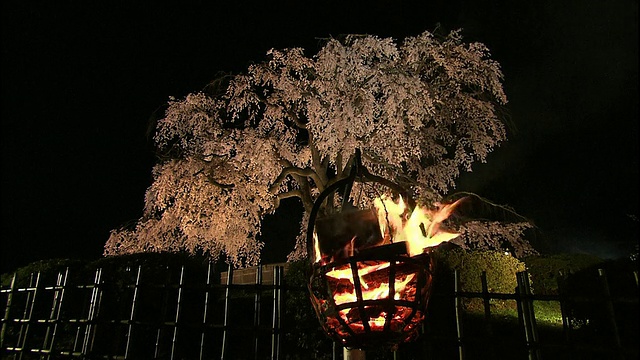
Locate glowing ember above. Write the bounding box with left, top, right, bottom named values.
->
left=329, top=272, right=415, bottom=306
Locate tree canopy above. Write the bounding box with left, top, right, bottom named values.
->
left=104, top=30, right=537, bottom=266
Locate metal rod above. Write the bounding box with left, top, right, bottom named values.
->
left=125, top=266, right=142, bottom=359
left=200, top=262, right=213, bottom=360
left=220, top=264, right=233, bottom=360
left=254, top=264, right=263, bottom=360
left=349, top=259, right=371, bottom=333
left=170, top=265, right=185, bottom=360
left=454, top=269, right=465, bottom=360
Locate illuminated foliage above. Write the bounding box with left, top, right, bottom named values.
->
left=104, top=30, right=535, bottom=266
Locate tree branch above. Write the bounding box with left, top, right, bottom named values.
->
left=269, top=166, right=323, bottom=193
left=273, top=190, right=304, bottom=208
left=194, top=168, right=235, bottom=189
left=286, top=109, right=307, bottom=129
left=308, top=131, right=328, bottom=190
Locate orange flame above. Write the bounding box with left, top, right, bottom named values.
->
left=374, top=195, right=463, bottom=256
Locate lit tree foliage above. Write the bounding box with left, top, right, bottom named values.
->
left=104, top=30, right=536, bottom=266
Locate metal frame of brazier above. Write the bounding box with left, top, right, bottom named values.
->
left=306, top=150, right=435, bottom=351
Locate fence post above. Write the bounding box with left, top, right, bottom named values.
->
left=124, top=266, right=142, bottom=359
left=200, top=262, right=213, bottom=360
left=170, top=265, right=185, bottom=360
left=597, top=268, right=623, bottom=359
left=18, top=271, right=41, bottom=358
left=81, top=267, right=102, bottom=356
left=556, top=270, right=573, bottom=344
left=220, top=264, right=233, bottom=360
left=254, top=264, right=263, bottom=360
left=480, top=271, right=495, bottom=359
left=454, top=269, right=465, bottom=360
left=154, top=267, right=172, bottom=358
left=271, top=266, right=282, bottom=360
left=517, top=271, right=540, bottom=360
left=43, top=268, right=68, bottom=358
left=0, top=272, right=17, bottom=349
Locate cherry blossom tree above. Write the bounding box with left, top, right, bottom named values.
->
left=104, top=30, right=537, bottom=266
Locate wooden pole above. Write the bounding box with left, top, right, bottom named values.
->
left=598, top=268, right=622, bottom=359
left=517, top=271, right=540, bottom=360
left=480, top=271, right=496, bottom=359
left=199, top=262, right=213, bottom=360
left=0, top=273, right=17, bottom=348
left=220, top=264, right=233, bottom=360
left=124, top=266, right=141, bottom=359
left=454, top=269, right=465, bottom=360
left=170, top=266, right=185, bottom=360
left=343, top=348, right=366, bottom=360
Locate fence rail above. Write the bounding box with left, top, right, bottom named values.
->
left=1, top=263, right=638, bottom=360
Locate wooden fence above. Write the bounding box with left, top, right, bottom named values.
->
left=1, top=263, right=638, bottom=360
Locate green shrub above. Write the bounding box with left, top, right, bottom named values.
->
left=432, top=248, right=526, bottom=311
left=433, top=248, right=525, bottom=293
left=523, top=253, right=604, bottom=295
left=1, top=258, right=88, bottom=287
left=282, top=259, right=334, bottom=360
left=559, top=257, right=638, bottom=344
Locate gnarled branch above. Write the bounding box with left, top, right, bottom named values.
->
left=269, top=165, right=323, bottom=194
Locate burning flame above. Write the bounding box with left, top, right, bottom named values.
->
left=374, top=195, right=464, bottom=257
left=313, top=232, right=322, bottom=263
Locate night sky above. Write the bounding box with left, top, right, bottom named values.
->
left=2, top=1, right=638, bottom=274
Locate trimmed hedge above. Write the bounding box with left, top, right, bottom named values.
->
left=523, top=253, right=604, bottom=295
left=431, top=248, right=526, bottom=311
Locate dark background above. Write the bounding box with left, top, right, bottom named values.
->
left=2, top=0, right=638, bottom=273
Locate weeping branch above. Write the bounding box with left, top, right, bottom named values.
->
left=273, top=190, right=304, bottom=208
left=269, top=166, right=323, bottom=194
left=444, top=191, right=534, bottom=225
left=193, top=168, right=235, bottom=189
left=269, top=159, right=316, bottom=212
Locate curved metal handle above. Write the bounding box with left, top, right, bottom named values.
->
left=305, top=149, right=415, bottom=261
